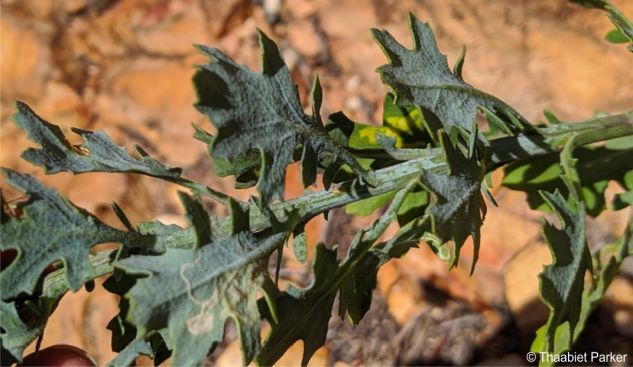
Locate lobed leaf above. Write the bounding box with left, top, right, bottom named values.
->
left=117, top=193, right=288, bottom=365
left=503, top=143, right=633, bottom=216
left=0, top=169, right=128, bottom=298
left=104, top=270, right=172, bottom=366
left=193, top=30, right=368, bottom=203
left=12, top=102, right=225, bottom=201
left=257, top=243, right=339, bottom=366
left=0, top=301, right=44, bottom=364
left=534, top=140, right=593, bottom=351
left=418, top=133, right=486, bottom=272
left=336, top=184, right=416, bottom=324
left=538, top=190, right=591, bottom=350
left=258, top=181, right=416, bottom=365
left=531, top=221, right=632, bottom=366
left=372, top=13, right=531, bottom=146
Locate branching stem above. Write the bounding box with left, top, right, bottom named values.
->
left=43, top=111, right=633, bottom=297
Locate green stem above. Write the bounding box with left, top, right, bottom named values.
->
left=42, top=250, right=115, bottom=299
left=42, top=111, right=633, bottom=299
left=488, top=111, right=633, bottom=168
left=252, top=111, right=633, bottom=230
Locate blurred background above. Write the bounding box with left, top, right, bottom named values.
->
left=1, top=0, right=632, bottom=365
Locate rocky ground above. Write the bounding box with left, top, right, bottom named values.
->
left=1, top=0, right=632, bottom=365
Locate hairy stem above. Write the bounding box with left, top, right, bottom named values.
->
left=43, top=111, right=633, bottom=297
left=252, top=111, right=633, bottom=230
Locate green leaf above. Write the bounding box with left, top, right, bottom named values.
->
left=605, top=28, right=629, bottom=43
left=337, top=231, right=418, bottom=326
left=13, top=102, right=177, bottom=177
left=534, top=140, right=593, bottom=352
left=342, top=96, right=430, bottom=152
left=106, top=338, right=154, bottom=367
left=531, top=217, right=632, bottom=366
left=571, top=0, right=633, bottom=50
left=396, top=187, right=429, bottom=226
left=543, top=109, right=562, bottom=125
left=105, top=269, right=172, bottom=366
left=193, top=123, right=262, bottom=190
left=614, top=181, right=633, bottom=210
left=135, top=221, right=196, bottom=253
left=257, top=243, right=339, bottom=366
left=291, top=225, right=308, bottom=263
left=537, top=189, right=591, bottom=351
left=337, top=179, right=420, bottom=324
left=118, top=193, right=288, bottom=365
left=104, top=270, right=142, bottom=354
left=12, top=102, right=226, bottom=201
left=0, top=169, right=128, bottom=298
left=258, top=181, right=416, bottom=365
left=0, top=301, right=44, bottom=364
left=345, top=191, right=395, bottom=216
left=119, top=235, right=286, bottom=365
left=178, top=192, right=212, bottom=248
left=349, top=124, right=402, bottom=149
left=418, top=133, right=485, bottom=272
left=324, top=112, right=356, bottom=146
left=503, top=145, right=633, bottom=216
left=193, top=30, right=368, bottom=203
left=322, top=94, right=431, bottom=169
left=382, top=93, right=431, bottom=147
left=371, top=13, right=530, bottom=143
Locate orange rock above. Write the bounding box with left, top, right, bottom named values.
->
left=0, top=12, right=51, bottom=102
left=474, top=197, right=542, bottom=270
left=20, top=0, right=54, bottom=19
left=34, top=82, right=85, bottom=127
left=503, top=242, right=551, bottom=333
left=64, top=173, right=127, bottom=214
left=603, top=276, right=633, bottom=339
left=275, top=340, right=329, bottom=367
left=287, top=20, right=324, bottom=59
left=215, top=340, right=247, bottom=367
left=63, top=0, right=87, bottom=14
left=135, top=0, right=209, bottom=56
left=285, top=0, right=317, bottom=19
left=106, top=59, right=196, bottom=123
left=385, top=274, right=424, bottom=325
left=376, top=261, right=401, bottom=296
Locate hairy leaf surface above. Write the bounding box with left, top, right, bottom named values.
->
left=258, top=181, right=415, bottom=365
left=372, top=14, right=530, bottom=143
left=419, top=134, right=485, bottom=271
left=193, top=30, right=367, bottom=202
left=538, top=189, right=591, bottom=350
left=119, top=235, right=285, bottom=365
left=535, top=141, right=593, bottom=351
left=337, top=183, right=417, bottom=323
left=0, top=301, right=43, bottom=364
left=104, top=269, right=173, bottom=366
left=118, top=193, right=287, bottom=365
left=12, top=102, right=224, bottom=200
left=0, top=169, right=128, bottom=298
left=532, top=221, right=632, bottom=366
left=257, top=243, right=339, bottom=366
